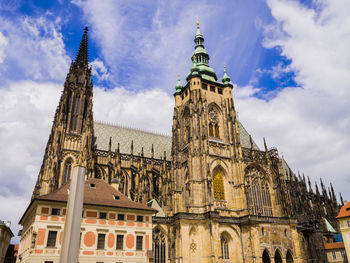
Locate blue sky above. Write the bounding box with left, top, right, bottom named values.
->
left=0, top=0, right=350, bottom=243
left=1, top=0, right=297, bottom=94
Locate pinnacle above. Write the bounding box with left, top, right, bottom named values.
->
left=74, top=27, right=89, bottom=67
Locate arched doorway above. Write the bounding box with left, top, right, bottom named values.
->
left=262, top=250, right=270, bottom=263
left=274, top=249, right=282, bottom=263
left=286, top=250, right=294, bottom=263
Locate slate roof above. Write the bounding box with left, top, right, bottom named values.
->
left=337, top=202, right=350, bottom=219
left=36, top=178, right=155, bottom=212
left=93, top=121, right=259, bottom=159
left=94, top=122, right=172, bottom=159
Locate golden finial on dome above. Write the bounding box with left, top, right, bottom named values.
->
left=196, top=17, right=199, bottom=26
left=178, top=73, right=181, bottom=77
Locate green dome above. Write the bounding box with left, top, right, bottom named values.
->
left=175, top=76, right=183, bottom=93
left=222, top=66, right=231, bottom=84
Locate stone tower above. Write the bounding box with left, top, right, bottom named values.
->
left=33, top=27, right=94, bottom=197
left=171, top=20, right=247, bottom=216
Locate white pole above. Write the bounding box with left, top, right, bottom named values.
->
left=59, top=165, right=85, bottom=263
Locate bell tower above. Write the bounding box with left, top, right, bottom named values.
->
left=33, top=27, right=94, bottom=197
left=171, top=20, right=247, bottom=216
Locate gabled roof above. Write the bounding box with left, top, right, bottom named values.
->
left=36, top=178, right=155, bottom=212
left=337, top=202, right=350, bottom=219
left=147, top=199, right=165, bottom=217
left=324, top=218, right=337, bottom=233
left=93, top=120, right=259, bottom=159
left=324, top=242, right=345, bottom=250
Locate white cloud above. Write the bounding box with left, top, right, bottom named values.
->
left=90, top=58, right=109, bottom=81
left=94, top=86, right=173, bottom=134
left=235, top=0, right=350, bottom=200
left=0, top=32, right=8, bottom=63
left=0, top=14, right=70, bottom=81
left=0, top=80, right=62, bottom=242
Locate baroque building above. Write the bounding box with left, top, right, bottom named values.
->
left=31, top=24, right=344, bottom=263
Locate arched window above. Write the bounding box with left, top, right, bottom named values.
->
left=70, top=96, right=80, bottom=132
left=182, top=108, right=191, bottom=145
left=286, top=250, right=294, bottom=263
left=274, top=249, right=282, bottom=263
left=245, top=166, right=273, bottom=216
left=152, top=173, right=160, bottom=201
left=262, top=250, right=271, bottom=263
left=130, top=170, right=136, bottom=201
left=63, top=160, right=72, bottom=184
left=209, top=123, right=214, bottom=137
left=221, top=235, right=229, bottom=259
left=94, top=166, right=102, bottom=179
left=213, top=167, right=225, bottom=200
left=208, top=110, right=220, bottom=139
left=153, top=229, right=166, bottom=263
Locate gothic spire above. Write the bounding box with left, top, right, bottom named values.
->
left=74, top=27, right=89, bottom=68
left=186, top=19, right=217, bottom=82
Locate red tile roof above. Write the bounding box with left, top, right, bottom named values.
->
left=324, top=242, right=345, bottom=250
left=337, top=202, right=350, bottom=219
left=36, top=179, right=155, bottom=212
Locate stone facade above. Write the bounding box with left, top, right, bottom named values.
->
left=30, top=25, right=343, bottom=263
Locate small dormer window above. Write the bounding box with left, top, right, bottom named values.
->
left=89, top=183, right=96, bottom=188
left=218, top=88, right=223, bottom=94
left=113, top=195, right=120, bottom=200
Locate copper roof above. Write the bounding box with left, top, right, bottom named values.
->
left=337, top=202, right=350, bottom=219
left=37, top=178, right=155, bottom=212
left=324, top=242, right=345, bottom=250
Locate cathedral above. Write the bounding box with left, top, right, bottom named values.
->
left=31, top=24, right=343, bottom=263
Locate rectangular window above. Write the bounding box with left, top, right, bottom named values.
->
left=332, top=251, right=336, bottom=259
left=99, top=212, right=107, bottom=219
left=341, top=250, right=345, bottom=259
left=136, top=236, right=143, bottom=251
left=218, top=88, right=223, bottom=94
left=202, top=84, right=207, bottom=90
left=136, top=215, right=143, bottom=222
left=181, top=94, right=184, bottom=99
left=97, top=233, right=105, bottom=249
left=46, top=231, right=57, bottom=247
left=51, top=208, right=60, bottom=215
left=210, top=86, right=216, bottom=92
left=347, top=221, right=350, bottom=227
left=116, top=235, right=124, bottom=250
left=185, top=90, right=188, bottom=96
left=117, top=214, right=125, bottom=221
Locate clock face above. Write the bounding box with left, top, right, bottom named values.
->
left=209, top=111, right=218, bottom=123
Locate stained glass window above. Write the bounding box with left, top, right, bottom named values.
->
left=245, top=167, right=273, bottom=216
left=213, top=168, right=225, bottom=200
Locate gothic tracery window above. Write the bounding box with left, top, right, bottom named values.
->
left=70, top=96, right=80, bottom=132
left=221, top=235, right=229, bottom=259
left=153, top=229, right=166, bottom=263
left=245, top=166, right=273, bottom=216
left=208, top=110, right=219, bottom=138
left=213, top=167, right=225, bottom=200
left=63, top=159, right=72, bottom=184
